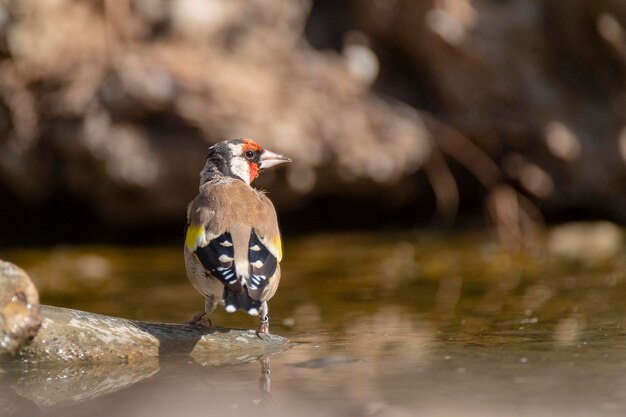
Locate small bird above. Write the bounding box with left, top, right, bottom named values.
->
left=184, top=138, right=290, bottom=334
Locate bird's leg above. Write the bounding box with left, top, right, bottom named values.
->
left=257, top=315, right=269, bottom=335
left=256, top=302, right=270, bottom=337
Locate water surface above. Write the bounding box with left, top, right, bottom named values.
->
left=1, top=231, right=625, bottom=416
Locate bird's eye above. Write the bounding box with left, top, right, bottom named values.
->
left=244, top=150, right=255, bottom=160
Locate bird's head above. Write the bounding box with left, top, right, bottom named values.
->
left=200, top=138, right=291, bottom=185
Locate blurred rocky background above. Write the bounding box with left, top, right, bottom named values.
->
left=0, top=0, right=625, bottom=244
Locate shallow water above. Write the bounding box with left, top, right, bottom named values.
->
left=1, top=231, right=626, bottom=416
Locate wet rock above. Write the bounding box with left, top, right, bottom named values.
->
left=16, top=306, right=288, bottom=364
left=0, top=261, right=41, bottom=355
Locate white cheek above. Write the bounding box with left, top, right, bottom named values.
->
left=230, top=157, right=251, bottom=184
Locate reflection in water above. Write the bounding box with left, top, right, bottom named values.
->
left=258, top=356, right=273, bottom=405
left=1, top=231, right=626, bottom=416
left=553, top=314, right=585, bottom=346
left=1, top=353, right=277, bottom=415
left=9, top=360, right=159, bottom=407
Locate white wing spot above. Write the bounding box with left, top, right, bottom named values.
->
left=219, top=240, right=233, bottom=247
left=251, top=260, right=264, bottom=268
left=218, top=254, right=234, bottom=262
left=250, top=245, right=261, bottom=251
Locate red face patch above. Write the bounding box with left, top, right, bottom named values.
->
left=248, top=162, right=259, bottom=183
left=241, top=138, right=263, bottom=183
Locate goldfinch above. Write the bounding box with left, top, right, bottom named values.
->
left=184, top=138, right=290, bottom=334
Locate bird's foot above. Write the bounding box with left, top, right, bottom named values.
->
left=256, top=315, right=269, bottom=338
left=187, top=312, right=213, bottom=329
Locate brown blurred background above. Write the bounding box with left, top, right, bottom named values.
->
left=0, top=0, right=625, bottom=245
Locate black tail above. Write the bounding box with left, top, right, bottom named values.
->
left=223, top=287, right=262, bottom=315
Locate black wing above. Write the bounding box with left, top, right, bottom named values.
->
left=247, top=230, right=278, bottom=293
left=194, top=231, right=243, bottom=293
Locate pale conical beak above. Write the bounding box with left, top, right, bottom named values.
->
left=259, top=149, right=291, bottom=169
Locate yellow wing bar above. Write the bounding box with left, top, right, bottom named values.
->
left=185, top=224, right=205, bottom=251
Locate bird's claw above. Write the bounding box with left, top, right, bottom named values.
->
left=187, top=312, right=213, bottom=329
